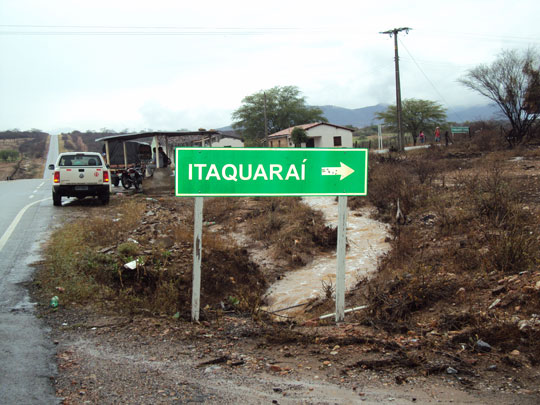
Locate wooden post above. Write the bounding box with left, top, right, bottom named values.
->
left=192, top=197, right=203, bottom=321
left=104, top=141, right=110, bottom=165
left=154, top=136, right=160, bottom=168
left=336, top=196, right=348, bottom=322
left=123, top=142, right=128, bottom=169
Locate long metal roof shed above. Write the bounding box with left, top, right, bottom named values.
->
left=95, top=130, right=220, bottom=169
left=94, top=130, right=219, bottom=143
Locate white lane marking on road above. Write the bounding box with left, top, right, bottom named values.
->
left=0, top=197, right=51, bottom=252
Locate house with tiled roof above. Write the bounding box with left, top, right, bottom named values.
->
left=268, top=122, right=353, bottom=148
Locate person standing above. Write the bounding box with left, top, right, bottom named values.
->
left=435, top=127, right=441, bottom=143
left=419, top=130, right=425, bottom=144
left=444, top=130, right=450, bottom=146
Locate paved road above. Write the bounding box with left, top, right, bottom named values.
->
left=0, top=135, right=59, bottom=404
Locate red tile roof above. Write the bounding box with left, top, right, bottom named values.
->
left=268, top=122, right=354, bottom=138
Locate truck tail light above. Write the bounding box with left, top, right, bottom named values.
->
left=53, top=171, right=60, bottom=183
left=103, top=171, right=109, bottom=183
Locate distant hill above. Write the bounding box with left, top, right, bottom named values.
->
left=315, top=103, right=501, bottom=128
left=316, top=104, right=387, bottom=128
left=446, top=104, right=501, bottom=123
left=221, top=103, right=501, bottom=132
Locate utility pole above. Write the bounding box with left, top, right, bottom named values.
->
left=380, top=27, right=411, bottom=151
left=263, top=92, right=268, bottom=146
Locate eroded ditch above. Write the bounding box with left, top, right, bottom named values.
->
left=264, top=197, right=391, bottom=318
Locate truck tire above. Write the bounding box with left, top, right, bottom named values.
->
left=53, top=191, right=62, bottom=206
left=100, top=192, right=110, bottom=205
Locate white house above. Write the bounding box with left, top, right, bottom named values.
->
left=268, top=122, right=354, bottom=148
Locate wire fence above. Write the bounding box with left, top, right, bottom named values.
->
left=354, top=134, right=414, bottom=150
left=353, top=132, right=466, bottom=150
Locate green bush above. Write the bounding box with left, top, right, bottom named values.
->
left=0, top=149, right=19, bottom=162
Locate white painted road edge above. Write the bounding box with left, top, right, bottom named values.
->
left=0, top=197, right=51, bottom=252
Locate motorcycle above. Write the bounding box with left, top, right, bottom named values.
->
left=120, top=166, right=143, bottom=191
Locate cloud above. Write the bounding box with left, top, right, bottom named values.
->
left=138, top=101, right=233, bottom=130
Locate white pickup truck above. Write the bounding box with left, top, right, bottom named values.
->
left=48, top=152, right=111, bottom=206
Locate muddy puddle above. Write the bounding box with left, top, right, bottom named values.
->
left=264, top=197, right=390, bottom=318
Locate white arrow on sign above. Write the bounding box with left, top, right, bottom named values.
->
left=321, top=162, right=355, bottom=180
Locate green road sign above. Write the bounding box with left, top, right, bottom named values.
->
left=175, top=147, right=368, bottom=196
left=451, top=126, right=470, bottom=134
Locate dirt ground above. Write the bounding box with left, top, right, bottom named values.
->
left=0, top=134, right=49, bottom=180
left=41, top=307, right=539, bottom=405
left=33, top=173, right=540, bottom=405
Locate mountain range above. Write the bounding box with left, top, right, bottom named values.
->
left=317, top=103, right=501, bottom=128
left=219, top=103, right=501, bottom=131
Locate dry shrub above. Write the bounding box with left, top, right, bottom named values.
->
left=243, top=197, right=336, bottom=266
left=83, top=200, right=146, bottom=246
left=37, top=197, right=266, bottom=317
left=468, top=129, right=507, bottom=152
left=410, top=158, right=438, bottom=185
left=108, top=222, right=267, bottom=315
left=428, top=189, right=476, bottom=238
left=348, top=196, right=367, bottom=210
left=363, top=266, right=460, bottom=330
left=483, top=217, right=539, bottom=273
left=449, top=245, right=482, bottom=272
left=203, top=197, right=243, bottom=223
left=464, top=162, right=519, bottom=226
left=458, top=161, right=540, bottom=273
left=437, top=312, right=482, bottom=332
left=367, top=160, right=419, bottom=222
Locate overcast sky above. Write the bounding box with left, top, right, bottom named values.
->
left=1, top=0, right=539, bottom=133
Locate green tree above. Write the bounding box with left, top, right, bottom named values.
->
left=232, top=86, right=327, bottom=145
left=376, top=99, right=447, bottom=145
left=459, top=48, right=540, bottom=147
left=291, top=127, right=308, bottom=147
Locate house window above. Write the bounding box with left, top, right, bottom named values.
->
left=333, top=136, right=342, bottom=147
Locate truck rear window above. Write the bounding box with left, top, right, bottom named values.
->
left=59, top=154, right=103, bottom=167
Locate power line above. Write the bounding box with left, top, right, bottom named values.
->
left=398, top=38, right=465, bottom=122
left=421, top=29, right=540, bottom=45
left=0, top=24, right=365, bottom=37
left=0, top=24, right=313, bottom=37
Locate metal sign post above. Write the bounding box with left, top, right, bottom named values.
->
left=176, top=147, right=368, bottom=322
left=336, top=196, right=348, bottom=322
left=191, top=197, right=203, bottom=322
